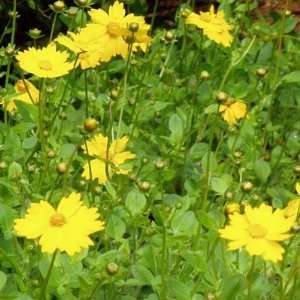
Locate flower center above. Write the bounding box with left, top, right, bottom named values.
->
left=50, top=213, right=66, bottom=227
left=16, top=81, right=26, bottom=93
left=106, top=22, right=122, bottom=37
left=39, top=60, right=53, bottom=71
left=248, top=224, right=267, bottom=239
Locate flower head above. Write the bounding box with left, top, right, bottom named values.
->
left=16, top=44, right=74, bottom=78
left=3, top=80, right=39, bottom=113
left=186, top=5, right=233, bottom=47
left=219, top=100, right=247, bottom=126
left=219, top=203, right=294, bottom=262
left=82, top=134, right=135, bottom=184
left=56, top=32, right=104, bottom=69
left=81, top=1, right=150, bottom=61
left=14, top=192, right=104, bottom=255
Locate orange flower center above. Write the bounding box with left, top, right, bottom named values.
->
left=248, top=224, right=267, bottom=239
left=39, top=60, right=53, bottom=71
left=50, top=213, right=66, bottom=227
left=106, top=22, right=122, bottom=37
left=16, top=81, right=26, bottom=93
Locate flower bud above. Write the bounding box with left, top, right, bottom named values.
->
left=129, top=22, right=139, bottom=33
left=106, top=262, right=119, bottom=275
left=256, top=68, right=267, bottom=77
left=139, top=181, right=150, bottom=192
left=74, top=0, right=89, bottom=7
left=0, top=161, right=7, bottom=170
left=165, top=31, right=174, bottom=42
left=200, top=70, right=210, bottom=80
left=47, top=150, right=56, bottom=158
left=181, top=9, right=191, bottom=18
left=27, top=164, right=36, bottom=173
left=216, top=91, right=227, bottom=102
left=56, top=162, right=68, bottom=174
left=241, top=181, right=254, bottom=192
left=5, top=44, right=15, bottom=56
left=84, top=117, right=98, bottom=132
left=294, top=165, right=300, bottom=173
left=28, top=28, right=42, bottom=39
left=51, top=1, right=65, bottom=13
left=142, top=158, right=149, bottom=164
left=59, top=111, right=67, bottom=120
left=110, top=89, right=119, bottom=99
left=67, top=7, right=78, bottom=17
left=155, top=159, right=165, bottom=169
left=233, top=151, right=242, bottom=158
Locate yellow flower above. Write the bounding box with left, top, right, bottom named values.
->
left=295, top=182, right=300, bottom=195
left=16, top=44, right=74, bottom=78
left=14, top=192, right=104, bottom=255
left=219, top=203, right=293, bottom=262
left=3, top=80, right=39, bottom=113
left=282, top=199, right=300, bottom=224
left=219, top=100, right=247, bottom=126
left=82, top=134, right=135, bottom=184
left=186, top=5, right=233, bottom=47
left=81, top=1, right=150, bottom=60
left=56, top=32, right=104, bottom=69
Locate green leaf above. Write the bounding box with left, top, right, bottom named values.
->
left=0, top=271, right=6, bottom=291
left=131, top=264, right=154, bottom=286
left=106, top=215, right=126, bottom=241
left=282, top=71, right=300, bottom=83
left=167, top=278, right=191, bottom=300
left=171, top=211, right=198, bottom=237
left=254, top=160, right=271, bottom=183
left=125, top=189, right=147, bottom=216
left=8, top=162, right=22, bottom=179
left=169, top=113, right=184, bottom=145
left=211, top=174, right=232, bottom=194
left=22, top=136, right=37, bottom=150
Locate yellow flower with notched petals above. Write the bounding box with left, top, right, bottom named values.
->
left=82, top=134, right=135, bottom=184
left=81, top=1, right=150, bottom=61
left=186, top=5, right=233, bottom=47
left=16, top=44, right=74, bottom=78
left=2, top=80, right=39, bottom=113
left=219, top=203, right=294, bottom=262
left=14, top=192, right=104, bottom=255
left=295, top=182, right=300, bottom=195
left=219, top=100, right=247, bottom=126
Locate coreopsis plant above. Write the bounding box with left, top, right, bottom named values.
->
left=219, top=203, right=294, bottom=262
left=16, top=44, right=74, bottom=78
left=82, top=134, right=135, bottom=184
left=186, top=5, right=233, bottom=47
left=14, top=192, right=104, bottom=255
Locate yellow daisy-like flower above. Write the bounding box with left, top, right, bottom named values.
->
left=16, top=44, right=74, bottom=78
left=56, top=32, right=104, bottom=69
left=14, top=192, right=104, bottom=255
left=2, top=80, right=39, bottom=113
left=225, top=202, right=240, bottom=215
left=282, top=199, right=300, bottom=224
left=219, top=203, right=294, bottom=262
left=82, top=134, right=136, bottom=184
left=219, top=100, right=247, bottom=126
left=186, top=5, right=233, bottom=47
left=81, top=1, right=150, bottom=60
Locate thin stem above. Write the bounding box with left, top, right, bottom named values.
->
left=84, top=70, right=89, bottom=116
left=247, top=256, right=256, bottom=300
left=150, top=0, right=159, bottom=34
left=39, top=250, right=58, bottom=300
left=160, top=226, right=167, bottom=300
left=49, top=13, right=58, bottom=42
left=116, top=40, right=133, bottom=139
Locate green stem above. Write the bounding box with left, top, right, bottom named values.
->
left=150, top=0, right=159, bottom=34
left=49, top=13, right=58, bottom=42
left=84, top=70, right=89, bottom=116
left=160, top=226, right=167, bottom=300
left=247, top=256, right=256, bottom=300
left=39, top=250, right=58, bottom=300
left=116, top=41, right=133, bottom=139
